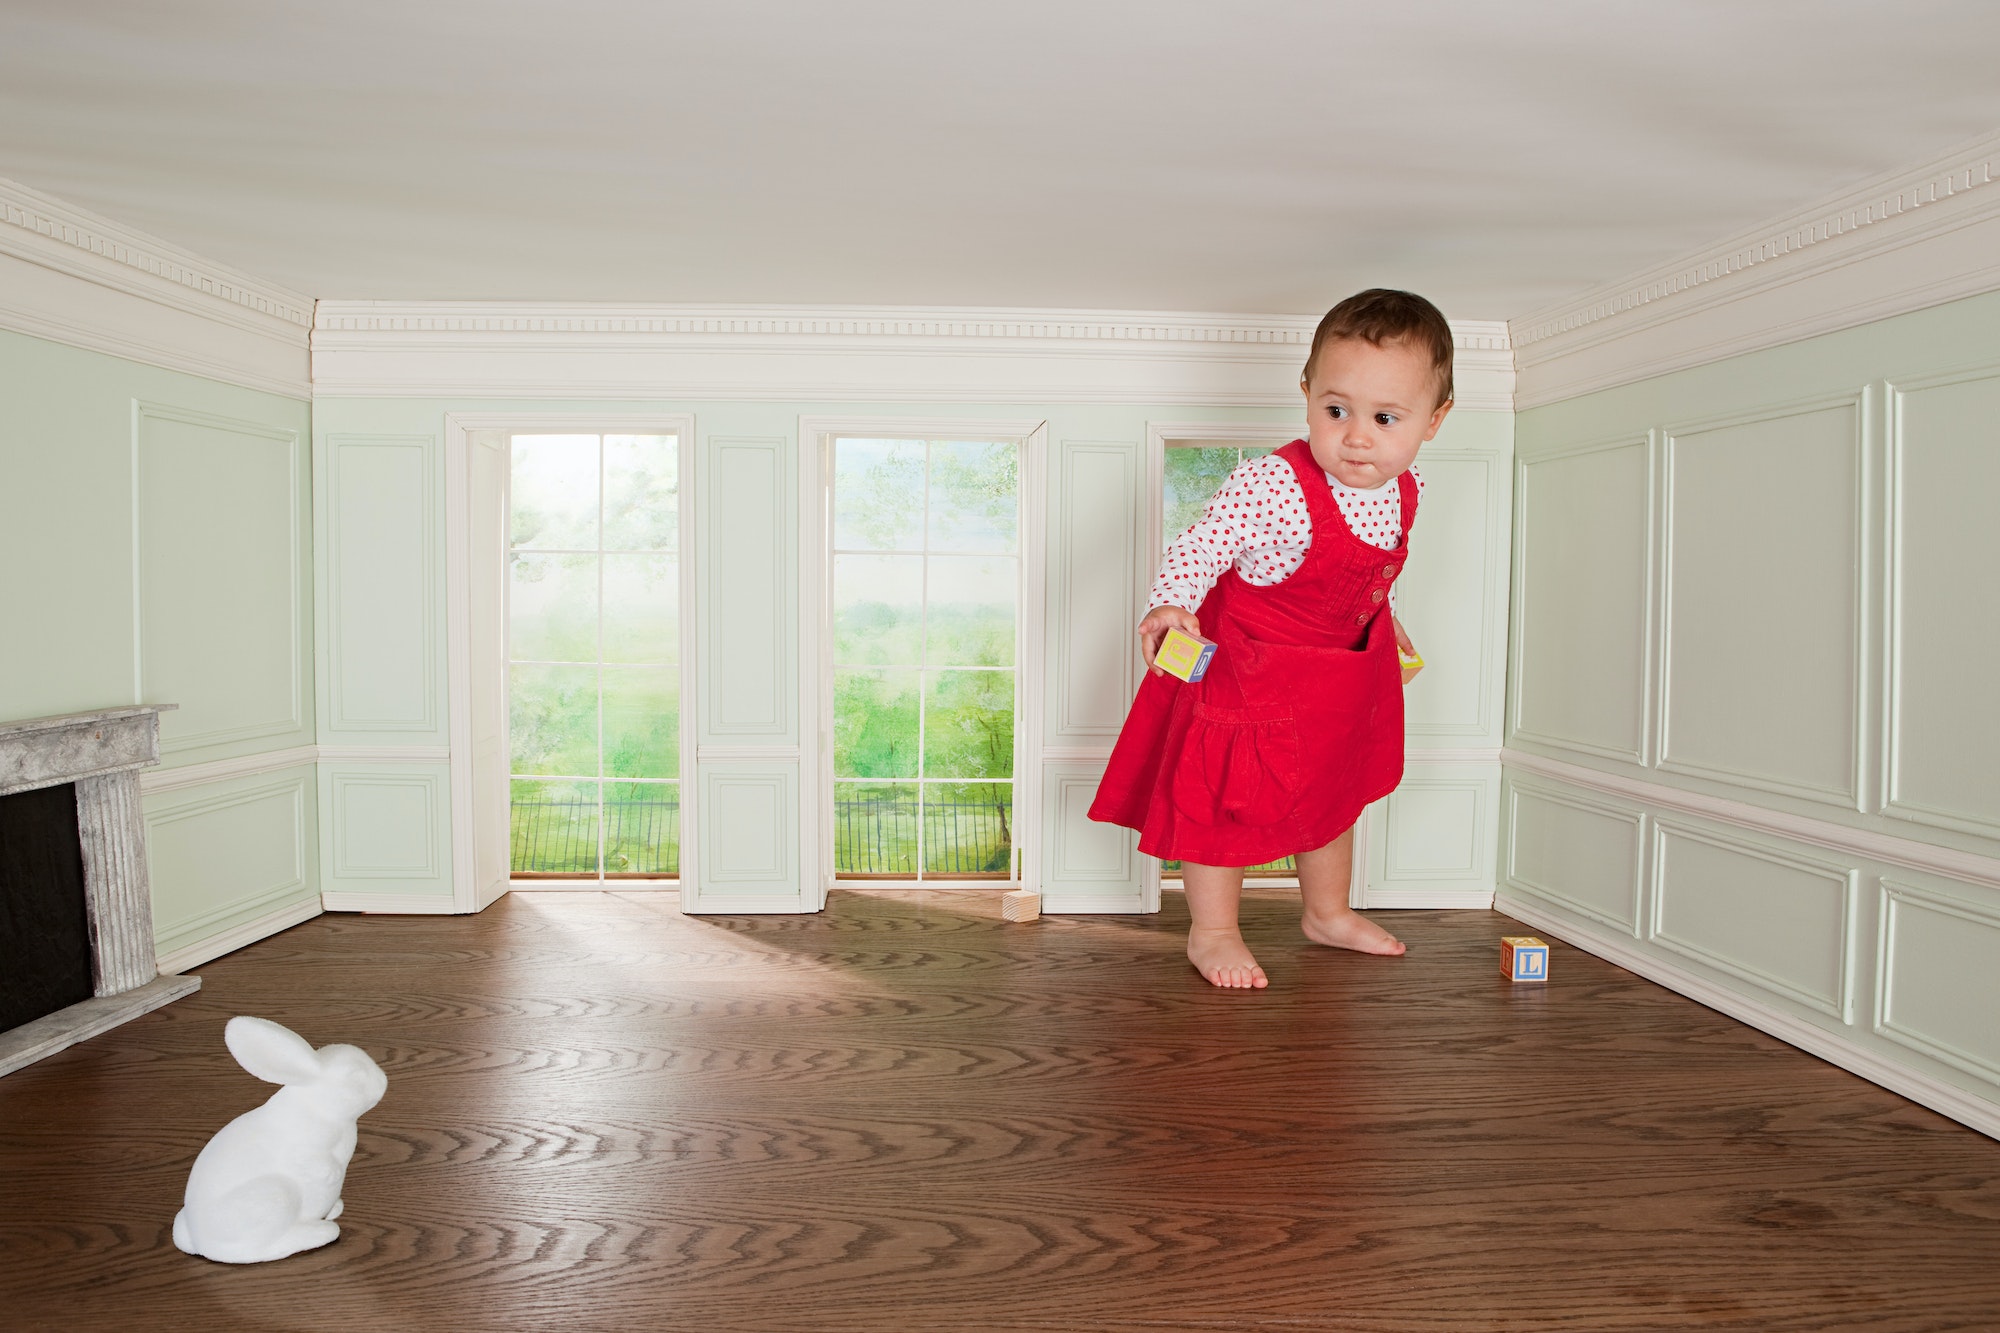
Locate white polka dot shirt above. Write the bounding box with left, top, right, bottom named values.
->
left=1148, top=453, right=1423, bottom=616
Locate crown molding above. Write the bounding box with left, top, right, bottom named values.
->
left=1511, top=127, right=2000, bottom=409
left=311, top=302, right=1515, bottom=411
left=0, top=176, right=313, bottom=399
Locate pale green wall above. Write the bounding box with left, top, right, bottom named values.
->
left=314, top=395, right=1508, bottom=909
left=0, top=328, right=317, bottom=959
left=1502, top=286, right=2000, bottom=1118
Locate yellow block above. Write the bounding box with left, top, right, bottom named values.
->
left=1155, top=627, right=1217, bottom=682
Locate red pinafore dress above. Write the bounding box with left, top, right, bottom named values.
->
left=1087, top=440, right=1416, bottom=866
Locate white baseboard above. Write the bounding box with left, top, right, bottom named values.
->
left=1496, top=887, right=2000, bottom=1142
left=156, top=896, right=323, bottom=973
left=319, top=892, right=462, bottom=914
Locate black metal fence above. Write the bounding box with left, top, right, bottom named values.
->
left=834, top=792, right=1012, bottom=876
left=511, top=790, right=1013, bottom=878
left=511, top=792, right=682, bottom=876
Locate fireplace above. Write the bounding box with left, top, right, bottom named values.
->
left=0, top=706, right=199, bottom=1077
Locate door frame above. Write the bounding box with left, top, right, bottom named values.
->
left=444, top=412, right=698, bottom=910
left=798, top=415, right=1048, bottom=906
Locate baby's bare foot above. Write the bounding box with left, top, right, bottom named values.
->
left=1188, top=926, right=1269, bottom=989
left=1301, top=908, right=1407, bottom=956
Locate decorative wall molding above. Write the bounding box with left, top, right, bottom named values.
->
left=1508, top=434, right=1656, bottom=765
left=321, top=434, right=441, bottom=735
left=135, top=401, right=308, bottom=758
left=1041, top=746, right=1114, bottom=764
left=1057, top=440, right=1141, bottom=742
left=696, top=745, right=802, bottom=762
left=1512, top=127, right=2000, bottom=409
left=1399, top=446, right=1510, bottom=741
left=0, top=175, right=312, bottom=398
left=1496, top=888, right=2000, bottom=1142
left=703, top=437, right=791, bottom=740
left=1654, top=392, right=1868, bottom=811
left=1648, top=817, right=1858, bottom=1022
left=1875, top=878, right=2000, bottom=1087
left=1881, top=366, right=2000, bottom=843
left=1502, top=748, right=2000, bottom=891
left=326, top=772, right=442, bottom=880
left=141, top=745, right=320, bottom=794
left=1404, top=747, right=1504, bottom=765
left=317, top=745, right=452, bottom=763
left=138, top=744, right=448, bottom=795
left=310, top=302, right=1514, bottom=410
left=1504, top=778, right=1644, bottom=934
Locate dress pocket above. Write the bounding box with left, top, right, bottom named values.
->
left=1171, top=703, right=1302, bottom=827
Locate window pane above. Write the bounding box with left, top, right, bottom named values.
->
left=834, top=782, right=917, bottom=875
left=511, top=778, right=599, bottom=874
left=923, top=669, right=1014, bottom=779
left=1163, top=446, right=1247, bottom=549
left=605, top=781, right=678, bottom=876
left=924, top=782, right=1012, bottom=876
left=603, top=435, right=677, bottom=552
left=834, top=438, right=924, bottom=551
left=510, top=552, right=598, bottom=663
left=833, top=668, right=920, bottom=779
left=833, top=554, right=922, bottom=666
left=511, top=434, right=599, bottom=550
left=602, top=666, right=678, bottom=778
left=509, top=663, right=599, bottom=776
left=928, top=440, right=1016, bottom=553
left=603, top=553, right=676, bottom=664
left=925, top=555, right=1015, bottom=667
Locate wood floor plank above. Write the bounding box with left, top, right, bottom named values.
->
left=1, top=887, right=1996, bottom=1331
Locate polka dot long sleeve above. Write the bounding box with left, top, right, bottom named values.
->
left=1147, top=453, right=1423, bottom=616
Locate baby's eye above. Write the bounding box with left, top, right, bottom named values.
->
left=1375, top=413, right=1398, bottom=427
left=1327, top=405, right=1347, bottom=420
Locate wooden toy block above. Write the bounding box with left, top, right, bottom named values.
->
left=1398, top=646, right=1424, bottom=683
left=1001, top=889, right=1042, bottom=922
left=1155, top=627, right=1217, bottom=682
left=1501, top=935, right=1549, bottom=983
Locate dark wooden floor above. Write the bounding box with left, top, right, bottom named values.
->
left=3, top=889, right=1998, bottom=1332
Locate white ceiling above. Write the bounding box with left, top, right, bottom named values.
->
left=6, top=1, right=2000, bottom=319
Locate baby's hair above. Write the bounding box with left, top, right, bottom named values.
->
left=1303, top=288, right=1455, bottom=407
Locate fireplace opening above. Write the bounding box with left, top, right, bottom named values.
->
left=0, top=782, right=95, bottom=1034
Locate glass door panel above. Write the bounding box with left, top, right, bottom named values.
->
left=507, top=432, right=681, bottom=879
left=829, top=436, right=1019, bottom=881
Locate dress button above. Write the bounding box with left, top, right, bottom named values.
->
left=1383, top=563, right=1398, bottom=579
left=1371, top=587, right=1386, bottom=603
left=1355, top=612, right=1369, bottom=625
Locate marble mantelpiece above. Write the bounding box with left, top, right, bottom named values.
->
left=0, top=705, right=200, bottom=1077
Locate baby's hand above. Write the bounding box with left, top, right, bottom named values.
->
left=1138, top=605, right=1201, bottom=677
left=1393, top=615, right=1422, bottom=685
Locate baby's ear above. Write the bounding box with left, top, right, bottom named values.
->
left=225, top=1016, right=324, bottom=1085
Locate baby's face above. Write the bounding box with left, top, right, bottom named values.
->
left=1301, top=337, right=1452, bottom=490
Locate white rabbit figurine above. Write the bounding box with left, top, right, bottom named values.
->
left=173, top=1015, right=389, bottom=1264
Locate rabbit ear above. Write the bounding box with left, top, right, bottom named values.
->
left=223, top=1016, right=324, bottom=1085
